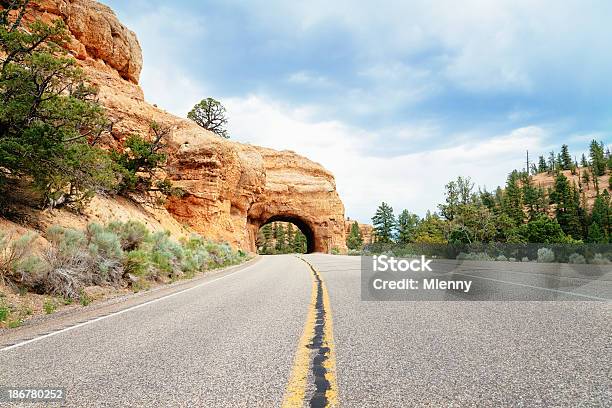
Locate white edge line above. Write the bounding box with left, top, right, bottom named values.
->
left=455, top=272, right=611, bottom=301
left=1, top=262, right=258, bottom=353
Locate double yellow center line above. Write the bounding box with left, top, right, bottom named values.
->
left=282, top=257, right=338, bottom=408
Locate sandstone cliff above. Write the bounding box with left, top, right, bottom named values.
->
left=345, top=219, right=375, bottom=246
left=13, top=0, right=347, bottom=253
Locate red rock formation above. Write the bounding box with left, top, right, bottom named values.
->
left=345, top=219, right=375, bottom=246
left=20, top=0, right=347, bottom=253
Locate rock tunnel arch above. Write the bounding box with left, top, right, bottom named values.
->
left=248, top=213, right=317, bottom=254
left=256, top=215, right=316, bottom=254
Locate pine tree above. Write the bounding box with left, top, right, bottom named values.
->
left=293, top=231, right=307, bottom=253
left=587, top=222, right=605, bottom=243
left=502, top=171, right=524, bottom=226
left=591, top=192, right=611, bottom=240
left=550, top=173, right=582, bottom=240
left=560, top=144, right=573, bottom=170
left=547, top=151, right=556, bottom=174
left=521, top=172, right=545, bottom=221
left=260, top=224, right=273, bottom=254
left=286, top=223, right=295, bottom=252
left=274, top=223, right=286, bottom=252
left=346, top=221, right=364, bottom=250
left=582, top=169, right=591, bottom=190
left=396, top=210, right=420, bottom=245
left=580, top=153, right=589, bottom=167
left=589, top=139, right=606, bottom=176
left=372, top=202, right=396, bottom=243
left=537, top=155, right=548, bottom=173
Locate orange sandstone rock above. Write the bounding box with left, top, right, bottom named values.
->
left=22, top=0, right=347, bottom=253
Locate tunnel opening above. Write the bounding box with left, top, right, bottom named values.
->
left=256, top=216, right=315, bottom=254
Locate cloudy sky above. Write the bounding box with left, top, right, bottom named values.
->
left=101, top=0, right=611, bottom=223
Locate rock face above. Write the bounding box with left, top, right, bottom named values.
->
left=345, top=219, right=375, bottom=246
left=23, top=0, right=347, bottom=253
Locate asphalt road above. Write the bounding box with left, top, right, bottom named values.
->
left=0, top=254, right=611, bottom=407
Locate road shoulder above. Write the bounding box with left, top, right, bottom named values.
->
left=0, top=256, right=262, bottom=349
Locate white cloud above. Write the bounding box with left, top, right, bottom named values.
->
left=227, top=95, right=546, bottom=223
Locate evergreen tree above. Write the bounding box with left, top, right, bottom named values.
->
left=537, top=155, right=548, bottom=173
left=286, top=223, right=295, bottom=252
left=589, top=139, right=606, bottom=176
left=412, top=211, right=446, bottom=244
left=0, top=2, right=119, bottom=208
left=396, top=210, right=420, bottom=245
left=372, top=202, right=396, bottom=243
left=550, top=173, right=582, bottom=240
left=346, top=221, right=364, bottom=250
left=521, top=172, right=545, bottom=221
left=502, top=171, right=524, bottom=226
left=293, top=231, right=307, bottom=253
left=547, top=151, right=556, bottom=173
left=587, top=222, right=605, bottom=243
left=591, top=192, right=611, bottom=240
left=259, top=224, right=273, bottom=254
left=582, top=169, right=591, bottom=190
left=274, top=223, right=286, bottom=252
left=580, top=153, right=589, bottom=167
left=560, top=144, right=573, bottom=170
left=509, top=214, right=570, bottom=243
left=438, top=176, right=475, bottom=221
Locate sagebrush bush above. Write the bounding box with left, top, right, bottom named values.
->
left=0, top=231, right=42, bottom=287
left=591, top=253, right=611, bottom=265
left=537, top=248, right=555, bottom=263
left=86, top=224, right=124, bottom=285
left=43, top=226, right=94, bottom=299
left=457, top=252, right=493, bottom=261
left=106, top=220, right=150, bottom=251
left=3, top=222, right=249, bottom=301
left=568, top=253, right=586, bottom=264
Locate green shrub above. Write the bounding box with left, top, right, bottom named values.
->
left=0, top=305, right=9, bottom=322
left=124, top=249, right=152, bottom=277
left=43, top=299, right=56, bottom=314
left=80, top=291, right=92, bottom=306
left=7, top=319, right=22, bottom=328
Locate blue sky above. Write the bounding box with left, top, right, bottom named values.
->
left=101, top=0, right=611, bottom=223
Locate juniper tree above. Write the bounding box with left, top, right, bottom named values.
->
left=187, top=98, right=229, bottom=138
left=0, top=1, right=118, bottom=208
